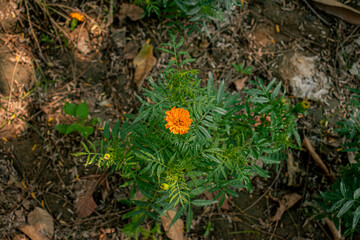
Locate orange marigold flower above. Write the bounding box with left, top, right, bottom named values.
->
left=165, top=107, right=193, bottom=134
left=70, top=12, right=84, bottom=22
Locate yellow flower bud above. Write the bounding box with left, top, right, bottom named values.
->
left=104, top=153, right=111, bottom=160
left=161, top=183, right=169, bottom=190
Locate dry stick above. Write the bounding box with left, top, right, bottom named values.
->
left=34, top=0, right=70, bottom=40
left=302, top=137, right=336, bottom=182
left=325, top=217, right=344, bottom=240
left=301, top=0, right=330, bottom=26
left=24, top=1, right=47, bottom=63
left=7, top=53, right=21, bottom=106
left=243, top=163, right=283, bottom=212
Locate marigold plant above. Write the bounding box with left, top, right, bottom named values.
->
left=69, top=12, right=84, bottom=22
left=75, top=35, right=303, bottom=235
left=165, top=107, right=192, bottom=134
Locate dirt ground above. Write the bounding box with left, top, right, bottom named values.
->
left=1, top=0, right=360, bottom=239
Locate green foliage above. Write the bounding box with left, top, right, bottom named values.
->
left=75, top=35, right=301, bottom=231
left=316, top=87, right=360, bottom=238
left=232, top=63, right=253, bottom=75
left=131, top=0, right=242, bottom=36
left=336, top=87, right=360, bottom=161
left=55, top=102, right=100, bottom=138
left=317, top=164, right=360, bottom=238
left=70, top=19, right=78, bottom=32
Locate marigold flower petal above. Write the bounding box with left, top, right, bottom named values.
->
left=70, top=13, right=84, bottom=22
left=165, top=107, right=192, bottom=134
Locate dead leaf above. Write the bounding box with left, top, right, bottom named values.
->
left=133, top=39, right=156, bottom=90
left=111, top=27, right=126, bottom=48
left=312, top=0, right=360, bottom=25
left=75, top=194, right=97, bottom=218
left=75, top=173, right=107, bottom=218
left=13, top=234, right=27, bottom=240
left=270, top=193, right=301, bottom=222
left=204, top=192, right=230, bottom=210
left=234, top=76, right=248, bottom=91
left=18, top=207, right=54, bottom=240
left=160, top=210, right=185, bottom=240
left=119, top=3, right=144, bottom=21
left=134, top=190, right=146, bottom=201
left=124, top=42, right=139, bottom=60
left=286, top=152, right=302, bottom=187
left=254, top=114, right=271, bottom=127
left=18, top=225, right=48, bottom=240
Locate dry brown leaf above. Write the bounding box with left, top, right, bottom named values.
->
left=286, top=152, right=302, bottom=187
left=312, top=0, right=360, bottom=25
left=75, top=173, right=107, bottom=218
left=13, top=234, right=27, bottom=240
left=75, top=194, right=97, bottom=218
left=18, top=225, right=48, bottom=240
left=133, top=39, right=156, bottom=90
left=254, top=114, right=271, bottom=127
left=234, top=76, right=248, bottom=91
left=134, top=190, right=146, bottom=201
left=270, top=193, right=301, bottom=222
left=18, top=207, right=54, bottom=240
left=119, top=3, right=144, bottom=21
left=204, top=192, right=230, bottom=210
left=160, top=210, right=185, bottom=240
left=27, top=207, right=54, bottom=239
left=124, top=42, right=139, bottom=60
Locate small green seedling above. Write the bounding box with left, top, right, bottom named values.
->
left=55, top=101, right=99, bottom=138
left=232, top=63, right=253, bottom=75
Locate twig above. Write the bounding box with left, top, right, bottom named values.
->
left=302, top=137, right=336, bottom=182
left=325, top=217, right=344, bottom=240
left=7, top=52, right=21, bottom=105
left=107, top=0, right=114, bottom=27
left=24, top=1, right=47, bottom=63
left=301, top=0, right=330, bottom=26
left=243, top=163, right=283, bottom=212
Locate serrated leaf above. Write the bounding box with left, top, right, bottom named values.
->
left=199, top=125, right=211, bottom=139
left=175, top=37, right=184, bottom=49
left=250, top=97, right=269, bottom=103
left=337, top=200, right=354, bottom=218
left=81, top=141, right=90, bottom=153
left=352, top=206, right=360, bottom=229
left=112, top=120, right=120, bottom=139
left=179, top=58, right=196, bottom=66
left=253, top=164, right=270, bottom=178
left=354, top=188, right=360, bottom=199
left=340, top=180, right=347, bottom=197
left=157, top=47, right=174, bottom=55
left=192, top=199, right=218, bottom=206
left=213, top=107, right=227, bottom=115
left=271, top=82, right=282, bottom=100
left=187, top=6, right=201, bottom=15
left=330, top=199, right=346, bottom=212
left=186, top=206, right=193, bottom=232
left=104, top=121, right=110, bottom=140
left=260, top=155, right=280, bottom=164
left=266, top=78, right=277, bottom=93
left=216, top=80, right=225, bottom=104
